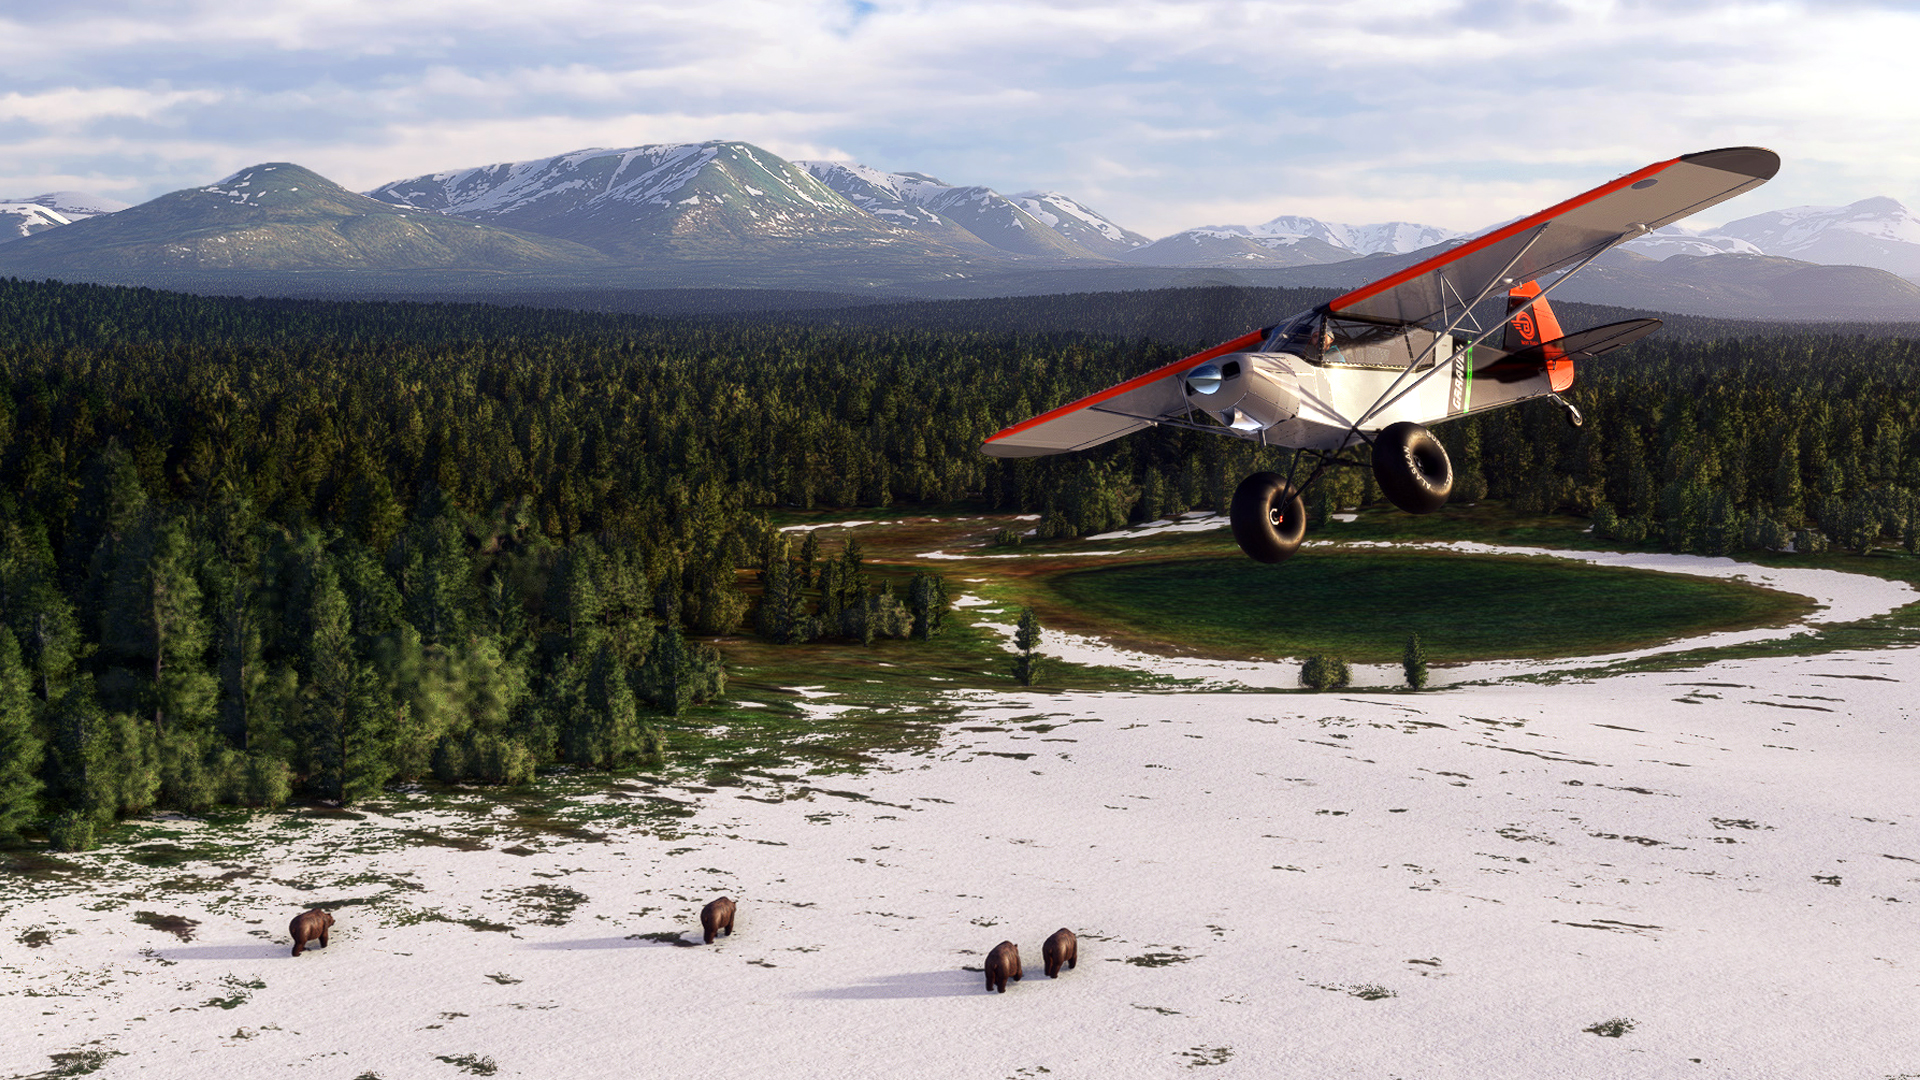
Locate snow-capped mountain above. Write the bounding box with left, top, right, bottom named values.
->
left=1011, top=191, right=1149, bottom=255
left=1119, top=226, right=1359, bottom=268
left=368, top=142, right=924, bottom=258
left=0, top=191, right=130, bottom=244
left=1251, top=216, right=1459, bottom=256
left=1715, top=197, right=1920, bottom=279
left=797, top=161, right=1110, bottom=259
left=1619, top=224, right=1765, bottom=260
left=788, top=161, right=960, bottom=232
left=0, top=163, right=606, bottom=272
left=0, top=203, right=71, bottom=243
left=25, top=191, right=130, bottom=221
left=1122, top=214, right=1447, bottom=268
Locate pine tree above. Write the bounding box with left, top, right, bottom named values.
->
left=1402, top=633, right=1429, bottom=690
left=302, top=560, right=393, bottom=804
left=1012, top=607, right=1043, bottom=686
left=908, top=571, right=948, bottom=640
left=396, top=491, right=478, bottom=647
left=559, top=540, right=606, bottom=654
left=49, top=676, right=159, bottom=825
left=755, top=539, right=801, bottom=644
left=0, top=628, right=44, bottom=838
left=564, top=643, right=638, bottom=769
left=0, top=516, right=79, bottom=703
left=641, top=625, right=696, bottom=717
left=799, top=529, right=820, bottom=589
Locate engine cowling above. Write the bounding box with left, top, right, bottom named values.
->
left=1183, top=354, right=1300, bottom=433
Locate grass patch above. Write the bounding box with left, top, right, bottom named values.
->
left=20, top=1049, right=126, bottom=1078
left=1117, top=952, right=1193, bottom=968
left=1584, top=1017, right=1636, bottom=1038
left=435, top=1054, right=498, bottom=1075
left=1040, top=550, right=1810, bottom=663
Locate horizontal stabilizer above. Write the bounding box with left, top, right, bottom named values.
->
left=1473, top=319, right=1663, bottom=382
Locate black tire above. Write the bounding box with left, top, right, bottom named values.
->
left=1372, top=422, right=1453, bottom=515
left=1230, top=473, right=1308, bottom=563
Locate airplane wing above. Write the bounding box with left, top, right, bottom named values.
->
left=1330, top=147, right=1779, bottom=327
left=981, top=328, right=1267, bottom=458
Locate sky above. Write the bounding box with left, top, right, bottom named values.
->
left=2, top=0, right=1916, bottom=239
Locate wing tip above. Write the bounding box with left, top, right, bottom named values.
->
left=1680, top=146, right=1780, bottom=182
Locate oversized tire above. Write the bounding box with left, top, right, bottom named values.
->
left=1230, top=472, right=1308, bottom=563
left=1372, top=422, right=1453, bottom=515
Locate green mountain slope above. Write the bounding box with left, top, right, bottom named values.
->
left=0, top=163, right=611, bottom=273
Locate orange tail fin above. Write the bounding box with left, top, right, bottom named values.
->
left=1504, top=281, right=1573, bottom=391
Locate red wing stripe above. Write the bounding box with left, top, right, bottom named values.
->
left=1329, top=156, right=1681, bottom=314
left=984, top=328, right=1269, bottom=445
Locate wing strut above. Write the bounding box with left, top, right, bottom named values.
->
left=1351, top=236, right=1627, bottom=435
left=1340, top=223, right=1553, bottom=442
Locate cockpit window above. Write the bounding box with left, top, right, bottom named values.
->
left=1266, top=308, right=1439, bottom=369
left=1267, top=311, right=1328, bottom=358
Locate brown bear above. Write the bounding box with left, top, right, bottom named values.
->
left=985, top=940, right=1022, bottom=993
left=701, top=896, right=735, bottom=944
left=289, top=909, right=334, bottom=957
left=1043, top=928, right=1077, bottom=978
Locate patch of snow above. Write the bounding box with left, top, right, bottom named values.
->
left=778, top=520, right=890, bottom=533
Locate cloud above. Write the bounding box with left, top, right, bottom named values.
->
left=1, top=1, right=1916, bottom=237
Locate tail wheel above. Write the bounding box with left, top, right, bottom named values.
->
left=1230, top=472, right=1308, bottom=563
left=1372, top=422, right=1453, bottom=515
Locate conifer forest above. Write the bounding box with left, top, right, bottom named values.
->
left=1, top=276, right=1917, bottom=842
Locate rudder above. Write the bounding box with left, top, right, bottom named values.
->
left=1504, top=281, right=1572, bottom=392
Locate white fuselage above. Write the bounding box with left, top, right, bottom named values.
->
left=1183, top=336, right=1465, bottom=451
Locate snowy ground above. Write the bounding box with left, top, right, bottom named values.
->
left=4, top=563, right=1919, bottom=1078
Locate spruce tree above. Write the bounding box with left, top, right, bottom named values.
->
left=0, top=517, right=78, bottom=703
left=641, top=625, right=696, bottom=716
left=302, top=560, right=394, bottom=804
left=799, top=529, right=820, bottom=589
left=1402, top=633, right=1429, bottom=690
left=908, top=571, right=947, bottom=640
left=565, top=643, right=638, bottom=769
left=49, top=676, right=159, bottom=824
left=396, top=491, right=478, bottom=647
left=98, top=515, right=217, bottom=738
left=0, top=628, right=44, bottom=838
left=756, top=541, right=799, bottom=644
left=1012, top=608, right=1042, bottom=686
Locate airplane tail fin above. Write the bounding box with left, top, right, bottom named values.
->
left=1503, top=281, right=1573, bottom=391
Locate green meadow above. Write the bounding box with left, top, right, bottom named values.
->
left=1026, top=547, right=1814, bottom=664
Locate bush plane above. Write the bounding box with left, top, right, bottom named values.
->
left=981, top=147, right=1780, bottom=562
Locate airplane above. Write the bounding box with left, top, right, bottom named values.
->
left=981, top=147, right=1780, bottom=563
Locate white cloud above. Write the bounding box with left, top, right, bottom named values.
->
left=0, top=86, right=224, bottom=126
left=2, top=1, right=1918, bottom=237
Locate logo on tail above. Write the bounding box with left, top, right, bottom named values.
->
left=1504, top=281, right=1573, bottom=391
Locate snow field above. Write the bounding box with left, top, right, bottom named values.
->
left=3, top=642, right=1919, bottom=1077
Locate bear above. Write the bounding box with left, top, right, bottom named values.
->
left=985, top=940, right=1022, bottom=993
left=290, top=909, right=334, bottom=957
left=701, top=896, right=736, bottom=944
left=1043, top=928, right=1077, bottom=978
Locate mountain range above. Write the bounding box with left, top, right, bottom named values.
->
left=3, top=140, right=1920, bottom=320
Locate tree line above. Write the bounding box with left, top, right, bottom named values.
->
left=0, top=275, right=1916, bottom=843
